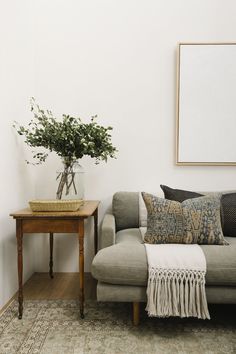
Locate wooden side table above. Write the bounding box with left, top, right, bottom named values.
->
left=10, top=200, right=99, bottom=319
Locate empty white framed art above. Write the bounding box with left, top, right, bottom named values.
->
left=176, top=43, right=236, bottom=166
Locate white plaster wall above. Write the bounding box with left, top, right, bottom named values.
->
left=1, top=0, right=235, bottom=309
left=0, top=1, right=36, bottom=308
left=22, top=1, right=236, bottom=273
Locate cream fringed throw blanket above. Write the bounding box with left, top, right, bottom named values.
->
left=144, top=243, right=210, bottom=319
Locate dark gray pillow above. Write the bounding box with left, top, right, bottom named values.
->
left=160, top=185, right=236, bottom=237
left=221, top=193, right=236, bottom=236
left=160, top=184, right=203, bottom=202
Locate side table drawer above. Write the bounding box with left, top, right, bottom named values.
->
left=22, top=219, right=80, bottom=233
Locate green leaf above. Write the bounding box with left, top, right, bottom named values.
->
left=13, top=99, right=118, bottom=165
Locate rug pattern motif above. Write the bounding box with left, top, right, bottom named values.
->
left=0, top=300, right=235, bottom=354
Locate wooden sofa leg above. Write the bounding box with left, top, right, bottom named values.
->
left=133, top=302, right=140, bottom=326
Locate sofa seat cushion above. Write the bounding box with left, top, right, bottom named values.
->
left=201, top=238, right=236, bottom=285
left=91, top=229, right=236, bottom=287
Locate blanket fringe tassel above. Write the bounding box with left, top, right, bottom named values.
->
left=146, top=268, right=210, bottom=320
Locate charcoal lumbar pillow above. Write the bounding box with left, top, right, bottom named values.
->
left=160, top=184, right=203, bottom=202
left=160, top=184, right=236, bottom=237
left=221, top=193, right=236, bottom=236
left=142, top=192, right=228, bottom=245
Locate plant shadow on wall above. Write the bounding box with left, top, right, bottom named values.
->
left=13, top=98, right=117, bottom=200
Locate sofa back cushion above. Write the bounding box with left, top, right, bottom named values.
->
left=112, top=188, right=236, bottom=236
left=112, top=192, right=139, bottom=231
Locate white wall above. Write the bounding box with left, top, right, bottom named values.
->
left=0, top=1, right=36, bottom=308
left=32, top=0, right=236, bottom=272
left=2, top=1, right=236, bottom=300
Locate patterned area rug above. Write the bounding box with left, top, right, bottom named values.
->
left=0, top=300, right=235, bottom=354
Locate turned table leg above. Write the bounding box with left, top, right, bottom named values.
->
left=78, top=220, right=85, bottom=319
left=16, top=220, right=23, bottom=319
left=93, top=208, right=98, bottom=254
left=49, top=233, right=54, bottom=279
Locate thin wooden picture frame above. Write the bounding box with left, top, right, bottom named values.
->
left=176, top=42, right=236, bottom=166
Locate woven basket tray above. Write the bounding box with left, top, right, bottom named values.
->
left=29, top=199, right=84, bottom=212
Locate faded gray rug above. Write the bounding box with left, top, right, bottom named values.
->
left=0, top=300, right=235, bottom=354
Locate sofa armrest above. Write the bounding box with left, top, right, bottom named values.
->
left=100, top=213, right=116, bottom=249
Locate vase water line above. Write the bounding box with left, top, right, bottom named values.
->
left=56, top=159, right=84, bottom=200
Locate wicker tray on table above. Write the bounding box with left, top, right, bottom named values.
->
left=29, top=199, right=84, bottom=212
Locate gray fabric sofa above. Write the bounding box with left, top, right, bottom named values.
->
left=91, top=192, right=236, bottom=324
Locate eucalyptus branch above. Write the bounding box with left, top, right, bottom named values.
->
left=14, top=98, right=118, bottom=199
left=13, top=98, right=117, bottom=165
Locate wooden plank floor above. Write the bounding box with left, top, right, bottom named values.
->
left=23, top=272, right=97, bottom=300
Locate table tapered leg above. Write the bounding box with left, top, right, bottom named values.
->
left=78, top=220, right=84, bottom=318
left=49, top=233, right=54, bottom=279
left=16, top=220, right=23, bottom=319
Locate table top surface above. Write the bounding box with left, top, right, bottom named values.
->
left=10, top=200, right=100, bottom=219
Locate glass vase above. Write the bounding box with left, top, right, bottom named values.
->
left=56, top=159, right=84, bottom=200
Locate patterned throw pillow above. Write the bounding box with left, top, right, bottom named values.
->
left=182, top=195, right=228, bottom=244
left=160, top=184, right=236, bottom=237
left=141, top=192, right=185, bottom=243
left=142, top=192, right=228, bottom=245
